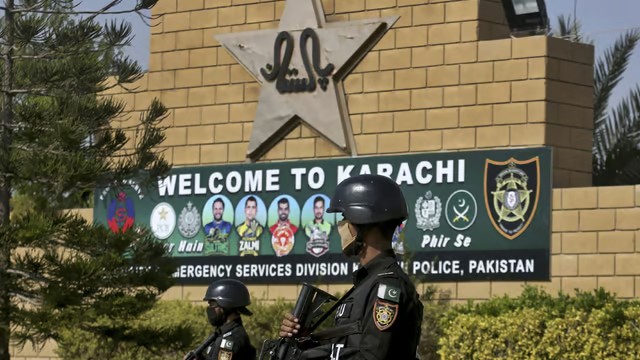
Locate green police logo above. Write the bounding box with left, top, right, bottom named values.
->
left=484, top=157, right=540, bottom=240
left=445, top=190, right=477, bottom=231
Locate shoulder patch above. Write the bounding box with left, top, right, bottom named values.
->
left=377, top=283, right=401, bottom=303
left=377, top=271, right=394, bottom=277
left=222, top=331, right=233, bottom=338
left=218, top=349, right=233, bottom=360
left=373, top=299, right=398, bottom=331
left=220, top=338, right=234, bottom=350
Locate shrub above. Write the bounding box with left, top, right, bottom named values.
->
left=55, top=299, right=209, bottom=360
left=437, top=286, right=640, bottom=359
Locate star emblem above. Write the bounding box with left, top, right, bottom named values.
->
left=215, top=0, right=398, bottom=161
left=158, top=206, right=168, bottom=221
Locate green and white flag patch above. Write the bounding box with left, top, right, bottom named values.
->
left=377, top=283, right=401, bottom=303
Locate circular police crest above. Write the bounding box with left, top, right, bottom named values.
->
left=178, top=201, right=200, bottom=238
left=445, top=190, right=478, bottom=231
left=150, top=202, right=176, bottom=240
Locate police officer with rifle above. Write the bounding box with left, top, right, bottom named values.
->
left=184, top=279, right=257, bottom=360
left=273, top=174, right=424, bottom=360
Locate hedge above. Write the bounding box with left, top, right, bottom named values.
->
left=54, top=286, right=640, bottom=359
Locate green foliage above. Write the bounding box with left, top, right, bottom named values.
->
left=0, top=0, right=179, bottom=356
left=437, top=286, right=640, bottom=359
left=56, top=300, right=209, bottom=360
left=54, top=285, right=640, bottom=359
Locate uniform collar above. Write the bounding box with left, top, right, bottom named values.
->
left=216, top=317, right=243, bottom=335
left=352, top=249, right=397, bottom=286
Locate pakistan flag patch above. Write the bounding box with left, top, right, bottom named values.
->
left=377, top=283, right=401, bottom=303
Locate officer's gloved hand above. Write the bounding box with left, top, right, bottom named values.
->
left=279, top=312, right=300, bottom=338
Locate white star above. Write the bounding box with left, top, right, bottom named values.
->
left=215, top=0, right=398, bottom=161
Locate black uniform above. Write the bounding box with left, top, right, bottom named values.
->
left=300, top=249, right=423, bottom=360
left=203, top=317, right=256, bottom=360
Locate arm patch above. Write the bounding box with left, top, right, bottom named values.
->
left=220, top=338, right=234, bottom=350
left=377, top=283, right=401, bottom=303
left=218, top=349, right=233, bottom=360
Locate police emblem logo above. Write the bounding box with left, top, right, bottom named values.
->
left=373, top=300, right=398, bottom=331
left=415, top=191, right=442, bottom=231
left=178, top=201, right=201, bottom=239
left=271, top=225, right=295, bottom=257
left=484, top=157, right=540, bottom=240
left=445, top=190, right=478, bottom=231
left=106, top=192, right=135, bottom=234
left=150, top=202, right=176, bottom=240
left=218, top=349, right=233, bottom=360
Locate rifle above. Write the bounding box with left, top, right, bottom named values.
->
left=258, top=282, right=340, bottom=360
left=183, top=331, right=218, bottom=360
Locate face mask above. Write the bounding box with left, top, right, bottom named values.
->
left=337, top=220, right=360, bottom=257
left=207, top=306, right=225, bottom=327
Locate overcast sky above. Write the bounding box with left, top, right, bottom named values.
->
left=79, top=0, right=640, bottom=107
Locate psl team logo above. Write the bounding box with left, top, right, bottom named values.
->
left=484, top=157, right=540, bottom=240
left=106, top=192, right=135, bottom=233
left=306, top=225, right=330, bottom=258
left=272, top=225, right=295, bottom=257
left=150, top=202, right=176, bottom=240
left=178, top=201, right=201, bottom=239
left=415, top=191, right=442, bottom=231
left=445, top=190, right=478, bottom=231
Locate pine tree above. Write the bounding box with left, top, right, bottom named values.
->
left=0, top=1, right=178, bottom=358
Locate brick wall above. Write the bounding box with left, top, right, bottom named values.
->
left=10, top=0, right=636, bottom=358
left=101, top=0, right=595, bottom=186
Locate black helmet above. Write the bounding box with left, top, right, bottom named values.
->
left=327, top=174, right=408, bottom=225
left=204, top=279, right=253, bottom=315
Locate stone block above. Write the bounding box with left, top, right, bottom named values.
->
left=412, top=45, right=444, bottom=67
left=364, top=71, right=394, bottom=92
left=411, top=88, right=443, bottom=109
left=551, top=254, right=578, bottom=276
left=460, top=62, right=493, bottom=84
left=395, top=68, right=427, bottom=89
left=427, top=65, right=459, bottom=87
left=413, top=4, right=445, bottom=25
left=494, top=59, right=527, bottom=81
left=443, top=128, right=475, bottom=149
left=428, top=23, right=461, bottom=45
left=394, top=110, right=426, bottom=131
left=378, top=132, right=410, bottom=153
left=615, top=208, right=640, bottom=230
left=460, top=105, right=492, bottom=127
left=561, top=232, right=597, bottom=254
left=444, top=42, right=478, bottom=64
left=410, top=130, right=442, bottom=151
left=427, top=108, right=458, bottom=129
left=552, top=210, right=579, bottom=232
left=476, top=125, right=509, bottom=148
left=477, top=82, right=510, bottom=104
left=562, top=187, right=597, bottom=209
left=362, top=113, right=394, bottom=134
left=598, top=186, right=636, bottom=208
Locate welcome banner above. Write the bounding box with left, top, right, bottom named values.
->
left=93, top=147, right=552, bottom=284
